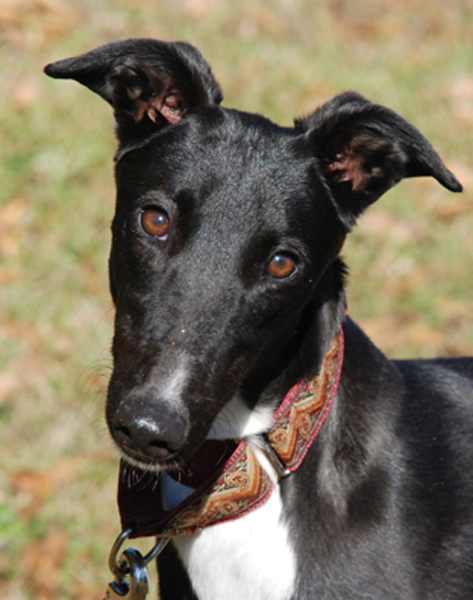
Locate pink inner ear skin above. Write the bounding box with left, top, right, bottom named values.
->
left=145, top=88, right=184, bottom=125
left=160, top=92, right=184, bottom=124
left=324, top=147, right=371, bottom=192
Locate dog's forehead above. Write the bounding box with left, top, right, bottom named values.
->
left=116, top=109, right=313, bottom=214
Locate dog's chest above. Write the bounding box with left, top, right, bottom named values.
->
left=173, top=484, right=296, bottom=600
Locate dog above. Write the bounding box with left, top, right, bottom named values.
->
left=45, top=39, right=473, bottom=599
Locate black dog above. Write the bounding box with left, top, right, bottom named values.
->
left=46, top=39, right=473, bottom=599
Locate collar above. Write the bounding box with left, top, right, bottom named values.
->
left=118, top=327, right=344, bottom=539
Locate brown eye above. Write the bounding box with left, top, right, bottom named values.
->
left=267, top=253, right=297, bottom=279
left=141, top=208, right=170, bottom=240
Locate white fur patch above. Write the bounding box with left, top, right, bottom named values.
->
left=159, top=365, right=296, bottom=597
left=207, top=393, right=275, bottom=440
left=173, top=477, right=296, bottom=600
left=160, top=359, right=189, bottom=402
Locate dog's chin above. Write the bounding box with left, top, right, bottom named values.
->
left=115, top=444, right=184, bottom=473
left=114, top=435, right=215, bottom=474
left=117, top=437, right=241, bottom=490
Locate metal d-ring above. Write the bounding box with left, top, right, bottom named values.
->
left=142, top=536, right=170, bottom=564
left=108, top=529, right=133, bottom=578
left=108, top=529, right=170, bottom=578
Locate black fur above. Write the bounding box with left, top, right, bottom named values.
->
left=45, top=39, right=473, bottom=599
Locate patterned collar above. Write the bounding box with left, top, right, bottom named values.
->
left=118, top=327, right=344, bottom=539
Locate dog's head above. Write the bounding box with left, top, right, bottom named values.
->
left=46, top=39, right=461, bottom=470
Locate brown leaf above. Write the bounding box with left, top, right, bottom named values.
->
left=359, top=209, right=427, bottom=244
left=21, top=532, right=69, bottom=600
left=184, top=0, right=220, bottom=19
left=0, top=0, right=77, bottom=46
left=11, top=457, right=88, bottom=519
left=360, top=316, right=446, bottom=357
left=46, top=456, right=89, bottom=488
left=0, top=196, right=29, bottom=258
left=360, top=316, right=404, bottom=353
left=405, top=322, right=445, bottom=354
left=418, top=162, right=473, bottom=221
left=0, top=372, right=20, bottom=399
left=13, top=78, right=41, bottom=109
left=430, top=196, right=473, bottom=222
left=1, top=319, right=74, bottom=355
left=446, top=75, right=473, bottom=126
left=0, top=267, right=21, bottom=285
left=11, top=470, right=52, bottom=502
left=384, top=265, right=430, bottom=298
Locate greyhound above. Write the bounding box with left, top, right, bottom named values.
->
left=45, top=38, right=473, bottom=599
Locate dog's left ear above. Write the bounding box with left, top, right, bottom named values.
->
left=298, top=92, right=462, bottom=230
left=44, top=38, right=223, bottom=146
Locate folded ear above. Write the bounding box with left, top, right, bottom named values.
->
left=44, top=38, right=223, bottom=146
left=297, top=92, right=462, bottom=230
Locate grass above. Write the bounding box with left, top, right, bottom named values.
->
left=1, top=0, right=472, bottom=598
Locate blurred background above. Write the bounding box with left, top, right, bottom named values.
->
left=0, top=0, right=472, bottom=598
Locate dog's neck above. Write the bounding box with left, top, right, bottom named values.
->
left=117, top=326, right=344, bottom=539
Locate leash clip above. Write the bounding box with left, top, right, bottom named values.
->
left=104, top=529, right=169, bottom=599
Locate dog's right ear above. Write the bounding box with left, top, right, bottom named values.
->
left=44, top=38, right=223, bottom=146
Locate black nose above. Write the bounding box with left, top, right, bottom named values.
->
left=110, top=397, right=189, bottom=461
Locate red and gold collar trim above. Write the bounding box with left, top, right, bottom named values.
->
left=118, top=328, right=344, bottom=538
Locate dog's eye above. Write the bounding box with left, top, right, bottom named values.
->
left=267, top=253, right=297, bottom=279
left=140, top=208, right=170, bottom=240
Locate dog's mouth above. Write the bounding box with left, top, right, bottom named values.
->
left=124, top=438, right=237, bottom=485
left=113, top=435, right=179, bottom=471
left=118, top=438, right=239, bottom=534
left=113, top=422, right=233, bottom=474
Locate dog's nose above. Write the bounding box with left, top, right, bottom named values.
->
left=111, top=398, right=189, bottom=461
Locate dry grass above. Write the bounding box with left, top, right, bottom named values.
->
left=1, top=1, right=472, bottom=598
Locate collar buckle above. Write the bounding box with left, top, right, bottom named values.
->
left=260, top=435, right=291, bottom=481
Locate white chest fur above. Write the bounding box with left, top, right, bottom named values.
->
left=173, top=483, right=296, bottom=600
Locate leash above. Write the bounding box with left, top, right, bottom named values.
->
left=103, top=328, right=344, bottom=599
